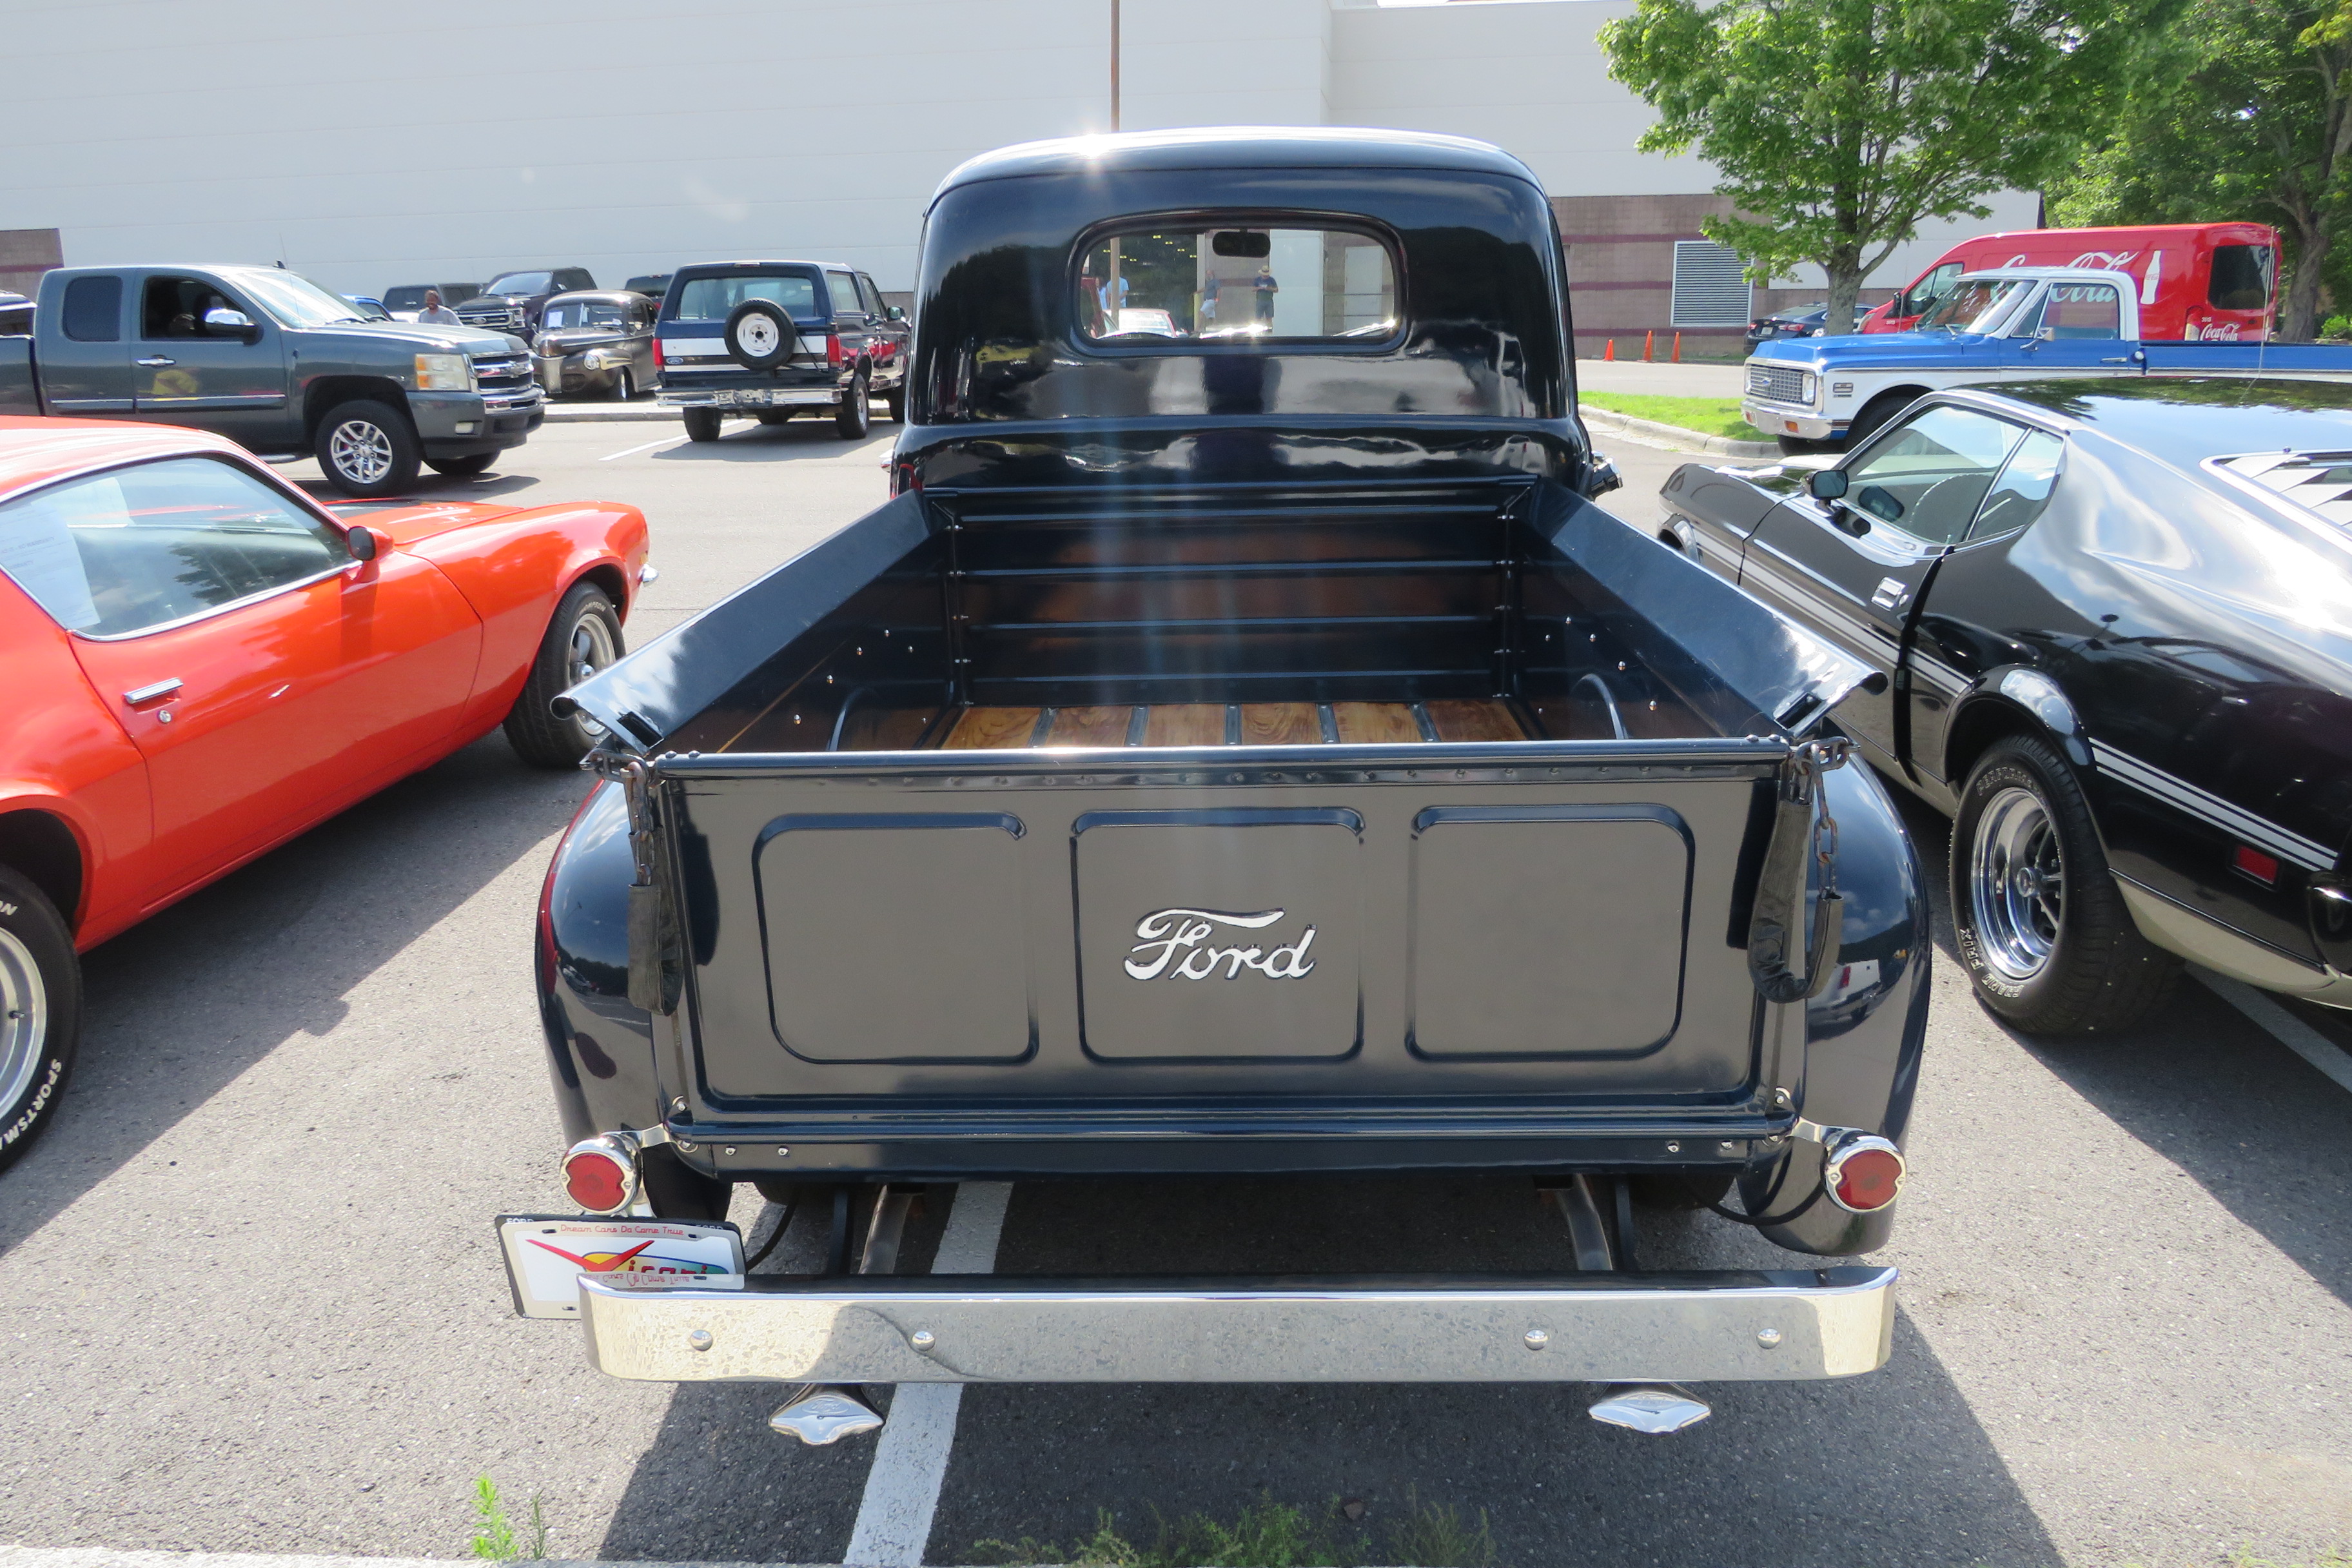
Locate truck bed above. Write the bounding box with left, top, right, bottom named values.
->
left=560, top=474, right=1874, bottom=1176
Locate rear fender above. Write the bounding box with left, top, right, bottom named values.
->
left=537, top=779, right=662, bottom=1144
left=1754, top=759, right=1928, bottom=1257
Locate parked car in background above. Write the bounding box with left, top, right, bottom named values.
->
left=533, top=290, right=656, bottom=400
left=0, top=264, right=544, bottom=495
left=0, top=415, right=651, bottom=1168
left=457, top=268, right=597, bottom=338
left=0, top=292, right=29, bottom=337
left=1743, top=266, right=2352, bottom=451
left=1861, top=222, right=2278, bottom=340
left=1747, top=304, right=1826, bottom=346
left=1660, top=377, right=2352, bottom=1032
left=654, top=259, right=908, bottom=441
left=510, top=128, right=1925, bottom=1446
left=344, top=295, right=392, bottom=321
left=384, top=283, right=482, bottom=323
left=622, top=273, right=672, bottom=301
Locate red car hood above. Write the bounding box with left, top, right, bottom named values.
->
left=324, top=499, right=549, bottom=547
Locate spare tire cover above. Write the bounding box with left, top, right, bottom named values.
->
left=725, top=299, right=797, bottom=370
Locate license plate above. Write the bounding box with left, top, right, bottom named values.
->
left=727, top=388, right=770, bottom=407
left=496, top=1215, right=743, bottom=1320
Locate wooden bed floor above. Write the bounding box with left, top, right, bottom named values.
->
left=936, top=698, right=1532, bottom=750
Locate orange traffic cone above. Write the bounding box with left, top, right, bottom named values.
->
left=1672, top=333, right=1683, bottom=363
left=1643, top=329, right=1655, bottom=362
left=1603, top=338, right=1616, bottom=361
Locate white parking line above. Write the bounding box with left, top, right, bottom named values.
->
left=2193, top=967, right=2352, bottom=1094
left=598, top=432, right=692, bottom=461
left=843, top=1182, right=1013, bottom=1568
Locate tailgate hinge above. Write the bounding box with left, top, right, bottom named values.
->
left=596, top=750, right=681, bottom=1015
left=1747, top=738, right=1850, bottom=1004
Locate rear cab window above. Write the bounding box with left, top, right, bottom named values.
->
left=1075, top=221, right=1400, bottom=345
left=61, top=276, right=122, bottom=342
left=665, top=270, right=826, bottom=324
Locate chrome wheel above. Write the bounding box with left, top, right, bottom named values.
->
left=328, top=420, right=394, bottom=485
left=568, top=605, right=618, bottom=738
left=1970, top=785, right=2064, bottom=982
left=0, top=926, right=50, bottom=1120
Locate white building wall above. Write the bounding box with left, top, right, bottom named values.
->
left=2, top=0, right=2036, bottom=300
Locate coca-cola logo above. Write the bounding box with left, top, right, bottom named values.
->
left=1124, top=908, right=1318, bottom=981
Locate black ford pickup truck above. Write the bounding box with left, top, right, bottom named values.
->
left=502, top=129, right=1929, bottom=1442
left=0, top=264, right=543, bottom=495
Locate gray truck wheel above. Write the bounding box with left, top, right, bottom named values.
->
left=0, top=864, right=79, bottom=1175
left=315, top=400, right=422, bottom=497
left=683, top=407, right=723, bottom=443
left=1839, top=391, right=1916, bottom=452
left=612, top=368, right=634, bottom=401
left=504, top=580, right=625, bottom=769
left=835, top=371, right=870, bottom=438
left=884, top=382, right=906, bottom=423
left=1952, top=736, right=2177, bottom=1035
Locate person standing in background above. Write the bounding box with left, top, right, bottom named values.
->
left=416, top=288, right=460, bottom=326
left=1253, top=263, right=1278, bottom=328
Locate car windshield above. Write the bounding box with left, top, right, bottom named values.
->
left=485, top=272, right=554, bottom=296
left=542, top=299, right=630, bottom=330
left=231, top=269, right=368, bottom=328
left=1916, top=278, right=2028, bottom=333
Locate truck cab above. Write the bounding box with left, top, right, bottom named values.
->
left=0, top=264, right=545, bottom=495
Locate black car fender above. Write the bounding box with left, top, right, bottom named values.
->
left=1751, top=758, right=1930, bottom=1257
left=1939, top=665, right=2100, bottom=801
left=536, top=779, right=662, bottom=1145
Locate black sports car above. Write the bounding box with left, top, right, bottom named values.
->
left=1745, top=303, right=1827, bottom=345
left=1657, top=377, right=2352, bottom=1034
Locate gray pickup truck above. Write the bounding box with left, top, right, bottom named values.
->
left=506, top=129, right=1932, bottom=1444
left=0, top=264, right=544, bottom=495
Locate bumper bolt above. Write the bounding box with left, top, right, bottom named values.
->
left=687, top=1329, right=714, bottom=1352
left=910, top=1330, right=937, bottom=1353
left=1757, top=1327, right=1782, bottom=1349
left=1524, top=1329, right=1549, bottom=1351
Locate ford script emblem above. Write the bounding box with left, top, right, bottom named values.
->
left=1124, top=908, right=1318, bottom=981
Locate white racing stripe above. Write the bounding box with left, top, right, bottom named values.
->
left=2193, top=968, right=2352, bottom=1095
left=843, top=1182, right=1013, bottom=1567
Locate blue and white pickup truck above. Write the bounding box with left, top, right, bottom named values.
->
left=1745, top=266, right=2352, bottom=450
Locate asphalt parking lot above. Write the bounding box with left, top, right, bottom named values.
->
left=2, top=413, right=2348, bottom=1568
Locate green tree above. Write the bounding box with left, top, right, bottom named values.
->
left=1602, top=0, right=2159, bottom=333
left=2050, top=0, right=2352, bottom=339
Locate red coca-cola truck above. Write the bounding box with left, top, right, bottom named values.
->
left=1862, top=222, right=2278, bottom=340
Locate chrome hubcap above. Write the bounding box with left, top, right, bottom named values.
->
left=328, top=420, right=393, bottom=484
left=0, top=926, right=51, bottom=1121
left=568, top=610, right=617, bottom=738
left=1971, top=785, right=2064, bottom=981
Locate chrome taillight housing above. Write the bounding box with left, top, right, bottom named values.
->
left=561, top=1133, right=641, bottom=1214
left=1823, top=1133, right=1906, bottom=1214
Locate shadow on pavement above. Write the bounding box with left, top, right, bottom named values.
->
left=0, top=733, right=589, bottom=1255
left=922, top=1178, right=2059, bottom=1568
left=648, top=420, right=895, bottom=464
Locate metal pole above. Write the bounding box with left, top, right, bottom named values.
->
left=1110, top=0, right=1121, bottom=132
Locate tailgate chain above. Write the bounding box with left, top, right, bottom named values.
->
left=1747, top=737, right=1851, bottom=1004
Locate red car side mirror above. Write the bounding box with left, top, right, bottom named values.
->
left=346, top=524, right=380, bottom=562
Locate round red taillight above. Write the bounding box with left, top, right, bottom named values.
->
left=562, top=1142, right=635, bottom=1213
left=1826, top=1139, right=1905, bottom=1213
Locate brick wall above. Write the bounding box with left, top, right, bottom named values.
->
left=0, top=230, right=61, bottom=298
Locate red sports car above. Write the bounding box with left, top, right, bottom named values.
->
left=0, top=416, right=651, bottom=1167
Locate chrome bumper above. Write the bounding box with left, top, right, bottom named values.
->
left=580, top=1266, right=1896, bottom=1384
left=658, top=387, right=838, bottom=409
left=1743, top=400, right=1840, bottom=441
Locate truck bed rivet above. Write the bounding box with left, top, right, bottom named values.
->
left=910, top=1329, right=937, bottom=1352
left=1524, top=1329, right=1549, bottom=1350
left=676, top=1141, right=698, bottom=1152
left=776, top=1148, right=790, bottom=1157
left=687, top=1329, right=714, bottom=1351
left=1665, top=1141, right=1681, bottom=1153
left=670, top=1098, right=687, bottom=1116
left=1757, top=1328, right=1782, bottom=1349
left=723, top=1146, right=737, bottom=1157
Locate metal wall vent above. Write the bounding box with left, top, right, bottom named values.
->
left=2210, top=450, right=2352, bottom=529
left=1670, top=241, right=1750, bottom=328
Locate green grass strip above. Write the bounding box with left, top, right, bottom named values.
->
left=1580, top=390, right=1757, bottom=442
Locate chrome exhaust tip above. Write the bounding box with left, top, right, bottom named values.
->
left=769, top=1385, right=885, bottom=1445
left=1588, top=1383, right=1712, bottom=1433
